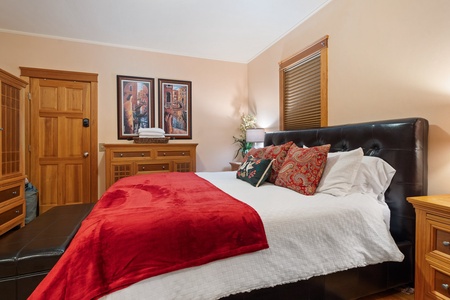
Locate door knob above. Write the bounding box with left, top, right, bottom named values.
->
left=84, top=152, right=89, bottom=157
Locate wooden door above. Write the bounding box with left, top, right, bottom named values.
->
left=29, top=77, right=93, bottom=213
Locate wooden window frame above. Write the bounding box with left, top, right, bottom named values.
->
left=279, top=36, right=328, bottom=130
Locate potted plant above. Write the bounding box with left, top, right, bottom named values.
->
left=233, top=114, right=257, bottom=159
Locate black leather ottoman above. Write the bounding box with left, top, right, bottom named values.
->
left=0, top=203, right=94, bottom=300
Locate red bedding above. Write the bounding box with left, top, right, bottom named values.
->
left=29, top=172, right=268, bottom=300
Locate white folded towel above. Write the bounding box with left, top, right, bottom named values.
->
left=138, top=128, right=165, bottom=134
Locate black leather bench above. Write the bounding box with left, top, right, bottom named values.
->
left=0, top=203, right=94, bottom=300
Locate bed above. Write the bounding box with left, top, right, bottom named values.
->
left=29, top=117, right=428, bottom=300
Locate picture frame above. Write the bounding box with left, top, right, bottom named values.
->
left=158, top=79, right=192, bottom=139
left=117, top=75, right=155, bottom=140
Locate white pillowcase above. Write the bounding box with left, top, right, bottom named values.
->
left=316, top=148, right=363, bottom=196
left=349, top=156, right=396, bottom=203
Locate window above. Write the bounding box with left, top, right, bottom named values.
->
left=279, top=36, right=328, bottom=130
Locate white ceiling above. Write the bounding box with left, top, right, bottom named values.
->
left=0, top=0, right=330, bottom=63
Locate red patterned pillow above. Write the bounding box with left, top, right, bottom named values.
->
left=263, top=141, right=294, bottom=183
left=245, top=147, right=266, bottom=160
left=275, top=144, right=330, bottom=195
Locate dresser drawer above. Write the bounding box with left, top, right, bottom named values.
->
left=435, top=270, right=450, bottom=298
left=0, top=185, right=21, bottom=205
left=0, top=204, right=23, bottom=225
left=136, top=163, right=170, bottom=172
left=113, top=151, right=151, bottom=158
left=156, top=150, right=191, bottom=158
left=437, top=229, right=450, bottom=255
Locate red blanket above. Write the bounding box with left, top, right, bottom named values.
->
left=29, top=173, right=268, bottom=300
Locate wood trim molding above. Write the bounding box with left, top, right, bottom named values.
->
left=0, top=68, right=28, bottom=88
left=20, top=67, right=98, bottom=82
left=279, top=35, right=328, bottom=70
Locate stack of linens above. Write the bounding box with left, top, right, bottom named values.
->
left=133, top=128, right=169, bottom=143
left=138, top=128, right=165, bottom=138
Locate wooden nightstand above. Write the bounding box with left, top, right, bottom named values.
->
left=407, top=195, right=450, bottom=299
left=229, top=161, right=242, bottom=171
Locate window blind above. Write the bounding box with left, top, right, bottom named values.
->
left=283, top=52, right=321, bottom=130
left=279, top=36, right=328, bottom=130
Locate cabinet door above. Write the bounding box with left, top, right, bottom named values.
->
left=109, top=162, right=134, bottom=185
left=0, top=82, right=23, bottom=181
left=173, top=160, right=193, bottom=172
left=0, top=69, right=27, bottom=235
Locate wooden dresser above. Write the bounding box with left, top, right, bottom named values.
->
left=104, top=143, right=197, bottom=189
left=0, top=69, right=27, bottom=236
left=407, top=195, right=450, bottom=299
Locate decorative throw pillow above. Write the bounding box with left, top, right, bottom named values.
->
left=316, top=148, right=364, bottom=196
left=236, top=156, right=274, bottom=187
left=243, top=141, right=294, bottom=184
left=244, top=147, right=266, bottom=160
left=275, top=144, right=330, bottom=195
left=261, top=141, right=294, bottom=183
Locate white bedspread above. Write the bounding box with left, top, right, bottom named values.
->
left=103, top=172, right=404, bottom=300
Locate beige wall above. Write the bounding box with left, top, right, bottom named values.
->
left=2, top=0, right=450, bottom=196
left=248, top=0, right=450, bottom=195
left=0, top=31, right=248, bottom=196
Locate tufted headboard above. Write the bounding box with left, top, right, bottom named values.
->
left=264, top=117, right=428, bottom=245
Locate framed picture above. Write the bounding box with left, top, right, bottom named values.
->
left=117, top=75, right=155, bottom=139
left=158, top=79, right=192, bottom=139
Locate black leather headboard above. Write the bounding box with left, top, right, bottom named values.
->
left=264, top=117, right=428, bottom=245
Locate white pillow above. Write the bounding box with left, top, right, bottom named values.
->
left=316, top=148, right=363, bottom=196
left=349, top=156, right=396, bottom=203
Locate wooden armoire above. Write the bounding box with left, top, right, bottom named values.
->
left=0, top=68, right=27, bottom=236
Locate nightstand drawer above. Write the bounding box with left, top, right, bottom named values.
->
left=437, top=229, right=450, bottom=255
left=113, top=151, right=151, bottom=158
left=435, top=270, right=450, bottom=298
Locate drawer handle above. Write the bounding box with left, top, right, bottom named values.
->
left=182, top=152, right=185, bottom=156
left=141, top=153, right=145, bottom=156
left=443, top=283, right=449, bottom=290
left=162, top=166, right=165, bottom=169
left=163, top=152, right=166, bottom=156
left=443, top=241, right=450, bottom=247
left=15, top=210, right=20, bottom=214
left=142, top=166, right=145, bottom=170
left=120, top=153, right=123, bottom=157
left=12, top=191, right=17, bottom=195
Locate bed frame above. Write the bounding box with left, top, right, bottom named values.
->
left=224, top=117, right=428, bottom=300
